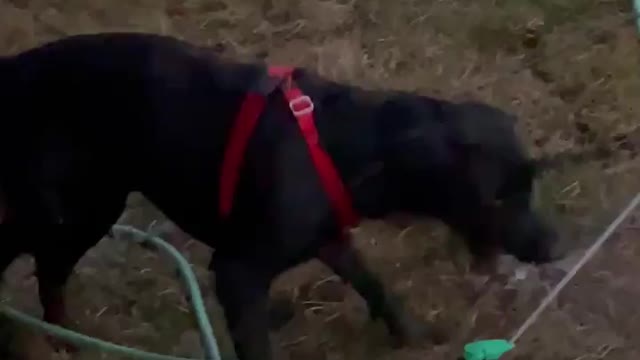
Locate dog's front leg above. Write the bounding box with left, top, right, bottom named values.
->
left=210, top=253, right=273, bottom=360
left=317, top=241, right=435, bottom=348
left=35, top=251, right=79, bottom=328
left=0, top=249, right=15, bottom=282
left=33, top=248, right=74, bottom=329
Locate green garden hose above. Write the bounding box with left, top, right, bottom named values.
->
left=0, top=224, right=222, bottom=360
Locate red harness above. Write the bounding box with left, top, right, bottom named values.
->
left=219, top=66, right=359, bottom=232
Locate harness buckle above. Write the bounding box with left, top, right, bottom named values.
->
left=289, top=95, right=314, bottom=116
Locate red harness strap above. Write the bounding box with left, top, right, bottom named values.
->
left=219, top=66, right=359, bottom=232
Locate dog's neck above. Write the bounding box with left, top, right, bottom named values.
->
left=295, top=79, right=419, bottom=219
left=305, top=81, right=453, bottom=221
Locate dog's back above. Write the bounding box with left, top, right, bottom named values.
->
left=0, top=33, right=293, bottom=243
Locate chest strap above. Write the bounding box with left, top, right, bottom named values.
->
left=219, top=66, right=359, bottom=233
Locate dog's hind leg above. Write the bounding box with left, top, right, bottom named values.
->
left=33, top=229, right=95, bottom=327
left=317, top=241, right=437, bottom=348
left=32, top=190, right=127, bottom=351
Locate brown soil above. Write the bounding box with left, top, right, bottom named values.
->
left=1, top=0, right=640, bottom=359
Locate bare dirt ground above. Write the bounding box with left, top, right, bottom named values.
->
left=1, top=0, right=640, bottom=359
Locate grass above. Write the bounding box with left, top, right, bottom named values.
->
left=1, top=0, right=640, bottom=359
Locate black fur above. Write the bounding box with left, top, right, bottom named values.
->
left=0, top=33, right=557, bottom=360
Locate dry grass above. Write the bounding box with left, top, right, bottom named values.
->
left=1, top=0, right=640, bottom=359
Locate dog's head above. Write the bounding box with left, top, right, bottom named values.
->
left=378, top=97, right=557, bottom=265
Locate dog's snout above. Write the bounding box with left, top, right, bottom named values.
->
left=503, top=211, right=559, bottom=264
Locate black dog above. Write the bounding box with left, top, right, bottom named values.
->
left=0, top=33, right=557, bottom=360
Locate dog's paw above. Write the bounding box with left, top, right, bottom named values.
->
left=389, top=318, right=449, bottom=348
left=388, top=315, right=427, bottom=348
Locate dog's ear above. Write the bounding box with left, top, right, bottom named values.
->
left=450, top=142, right=503, bottom=205
left=500, top=160, right=536, bottom=199
left=454, top=148, right=538, bottom=205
